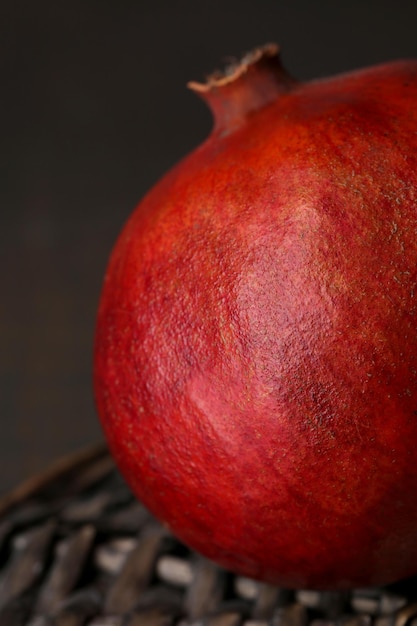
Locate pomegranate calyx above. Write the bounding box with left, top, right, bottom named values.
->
left=188, top=43, right=297, bottom=134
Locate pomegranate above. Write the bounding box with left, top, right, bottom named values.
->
left=94, top=44, right=417, bottom=589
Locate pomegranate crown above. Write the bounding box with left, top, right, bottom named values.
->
left=187, top=43, right=297, bottom=133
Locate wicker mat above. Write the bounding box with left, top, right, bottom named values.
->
left=0, top=444, right=416, bottom=626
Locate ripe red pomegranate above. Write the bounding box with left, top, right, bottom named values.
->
left=94, top=44, right=417, bottom=589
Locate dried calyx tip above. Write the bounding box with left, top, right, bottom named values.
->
left=188, top=43, right=280, bottom=92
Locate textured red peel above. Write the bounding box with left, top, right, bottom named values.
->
left=94, top=45, right=417, bottom=589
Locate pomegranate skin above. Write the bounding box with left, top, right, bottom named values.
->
left=94, top=47, right=417, bottom=589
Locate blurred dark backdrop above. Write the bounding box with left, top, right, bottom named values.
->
left=2, top=0, right=417, bottom=493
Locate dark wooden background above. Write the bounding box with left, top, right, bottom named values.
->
left=2, top=0, right=417, bottom=493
